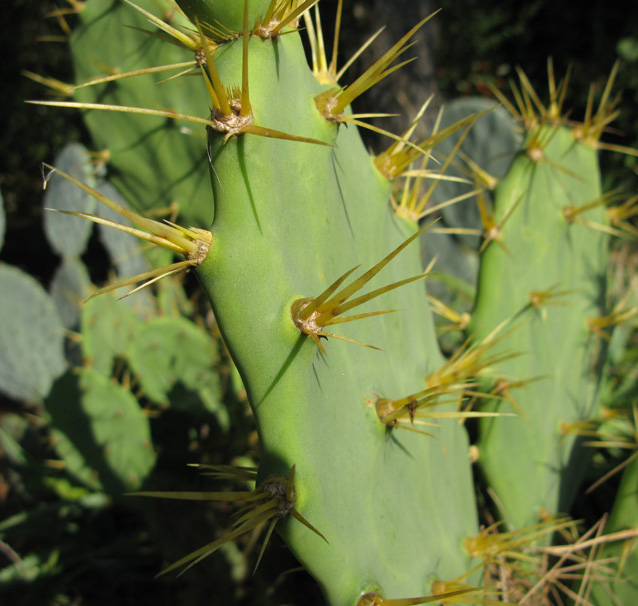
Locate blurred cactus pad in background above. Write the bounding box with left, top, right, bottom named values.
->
left=2, top=1, right=638, bottom=605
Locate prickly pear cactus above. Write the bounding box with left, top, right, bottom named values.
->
left=195, top=39, right=478, bottom=605
left=0, top=264, right=67, bottom=402
left=31, top=0, right=638, bottom=604
left=472, top=122, right=609, bottom=530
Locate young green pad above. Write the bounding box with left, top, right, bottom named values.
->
left=195, top=24, right=479, bottom=605
left=472, top=124, right=609, bottom=529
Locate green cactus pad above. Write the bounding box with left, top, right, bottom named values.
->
left=127, top=315, right=223, bottom=418
left=81, top=293, right=138, bottom=376
left=45, top=1, right=636, bottom=603
left=0, top=264, right=67, bottom=401
left=589, top=454, right=638, bottom=604
left=194, top=31, right=479, bottom=605
left=43, top=143, right=97, bottom=257
left=45, top=368, right=156, bottom=492
left=49, top=256, right=92, bottom=329
left=473, top=125, right=608, bottom=528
